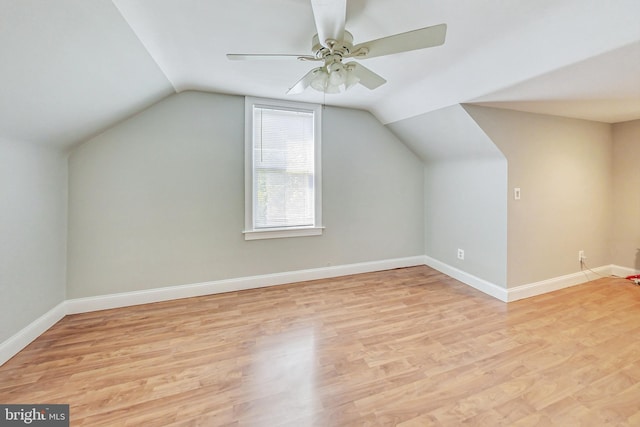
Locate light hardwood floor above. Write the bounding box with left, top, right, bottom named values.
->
left=1, top=266, right=639, bottom=426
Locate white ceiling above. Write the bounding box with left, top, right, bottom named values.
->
left=0, top=0, right=173, bottom=149
left=388, top=104, right=504, bottom=162
left=470, top=41, right=640, bottom=123
left=1, top=0, right=639, bottom=149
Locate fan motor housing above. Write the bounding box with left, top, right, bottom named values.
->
left=312, top=31, right=354, bottom=59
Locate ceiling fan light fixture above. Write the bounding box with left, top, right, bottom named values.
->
left=345, top=69, right=360, bottom=89
left=308, top=61, right=358, bottom=93
left=327, top=62, right=346, bottom=86
left=310, top=68, right=345, bottom=93
left=310, top=70, right=329, bottom=92
left=325, top=82, right=342, bottom=94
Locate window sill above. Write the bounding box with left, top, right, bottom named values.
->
left=243, top=226, right=324, bottom=241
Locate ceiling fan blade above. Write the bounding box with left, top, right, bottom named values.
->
left=227, top=53, right=316, bottom=61
left=311, top=0, right=346, bottom=47
left=287, top=67, right=322, bottom=94
left=348, top=62, right=386, bottom=90
left=352, top=23, right=447, bottom=59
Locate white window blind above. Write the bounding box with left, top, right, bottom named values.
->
left=244, top=97, right=322, bottom=240
left=252, top=106, right=315, bottom=228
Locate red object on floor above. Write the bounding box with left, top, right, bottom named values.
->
left=626, top=274, right=640, bottom=284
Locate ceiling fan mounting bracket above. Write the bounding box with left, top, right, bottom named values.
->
left=350, top=47, right=369, bottom=58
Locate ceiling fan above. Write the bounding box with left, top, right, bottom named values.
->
left=227, top=0, right=446, bottom=94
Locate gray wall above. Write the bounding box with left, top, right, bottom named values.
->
left=611, top=119, right=640, bottom=271
left=0, top=138, right=67, bottom=342
left=465, top=105, right=613, bottom=286
left=424, top=159, right=507, bottom=287
left=67, top=91, right=424, bottom=298
left=387, top=105, right=508, bottom=288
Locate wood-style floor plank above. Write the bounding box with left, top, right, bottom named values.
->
left=1, top=266, right=639, bottom=426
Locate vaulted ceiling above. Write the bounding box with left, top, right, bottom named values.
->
left=1, top=0, right=639, bottom=149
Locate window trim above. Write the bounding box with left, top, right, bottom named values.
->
left=243, top=96, right=323, bottom=240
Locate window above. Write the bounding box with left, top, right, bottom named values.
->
left=244, top=97, right=323, bottom=240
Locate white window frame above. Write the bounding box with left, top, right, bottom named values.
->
left=244, top=97, right=323, bottom=240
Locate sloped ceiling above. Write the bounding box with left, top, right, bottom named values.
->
left=1, top=0, right=639, bottom=149
left=0, top=0, right=174, bottom=149
left=387, top=104, right=502, bottom=162
left=470, top=41, right=640, bottom=123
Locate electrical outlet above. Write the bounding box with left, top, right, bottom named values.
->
left=457, top=249, right=465, bottom=260
left=578, top=250, right=586, bottom=263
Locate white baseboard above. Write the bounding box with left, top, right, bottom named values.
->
left=1, top=256, right=424, bottom=366
left=423, top=256, right=615, bottom=302
left=65, top=256, right=427, bottom=314
left=424, top=255, right=509, bottom=302
left=507, top=265, right=612, bottom=302
left=611, top=264, right=640, bottom=278
left=0, top=256, right=622, bottom=367
left=0, top=302, right=66, bottom=366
